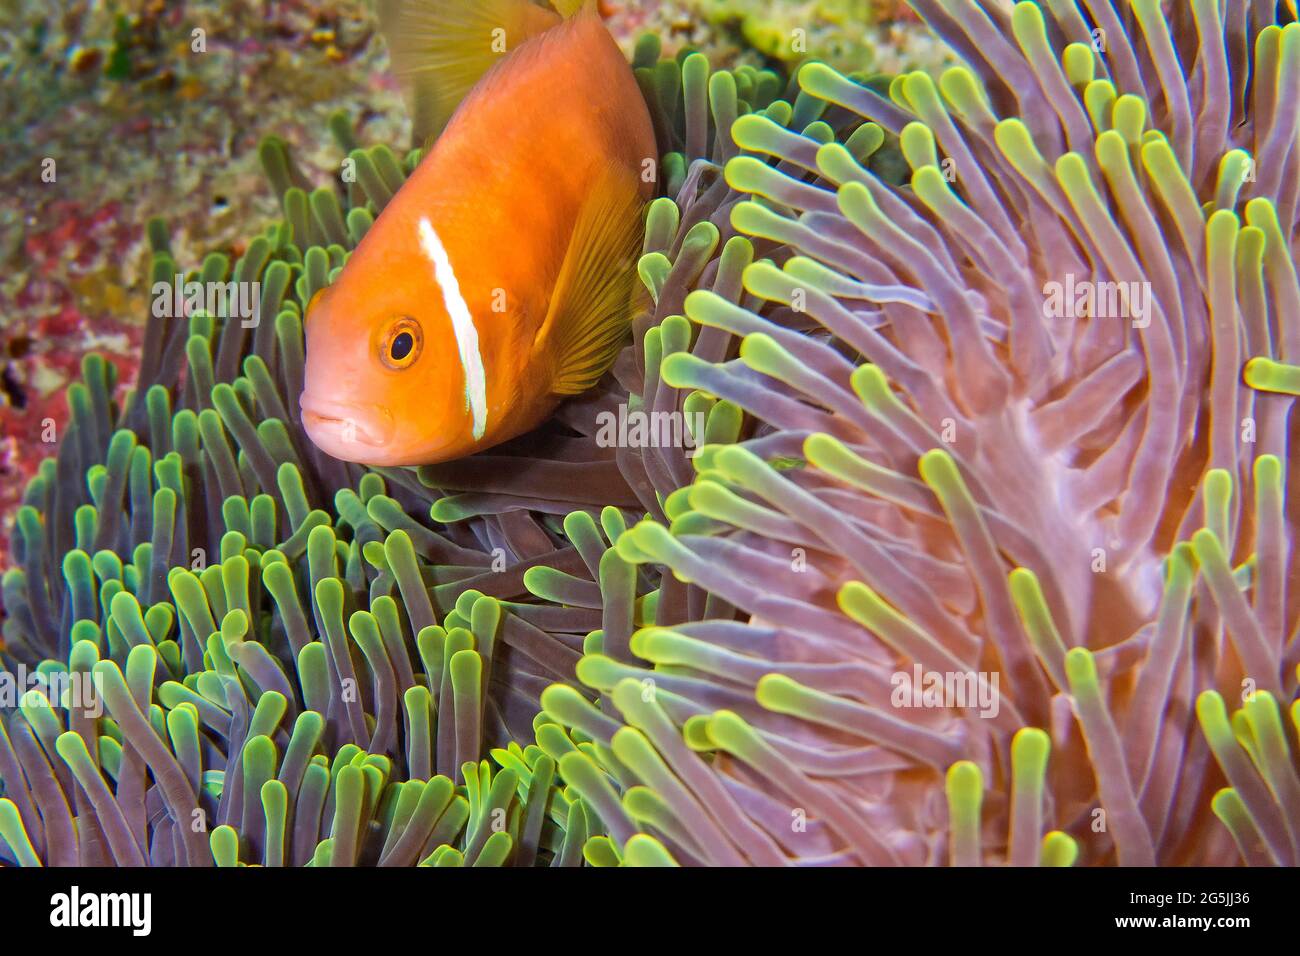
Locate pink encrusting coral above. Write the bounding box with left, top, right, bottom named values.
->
left=0, top=200, right=143, bottom=564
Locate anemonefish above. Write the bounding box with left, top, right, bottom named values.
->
left=300, top=0, right=657, bottom=466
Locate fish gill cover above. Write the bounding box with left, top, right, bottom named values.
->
left=1, top=0, right=1299, bottom=867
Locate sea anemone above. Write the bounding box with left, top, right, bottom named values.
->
left=593, top=0, right=1300, bottom=865
left=3, top=0, right=1299, bottom=867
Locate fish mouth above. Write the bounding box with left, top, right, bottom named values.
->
left=300, top=395, right=396, bottom=460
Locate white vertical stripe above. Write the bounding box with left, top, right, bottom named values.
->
left=417, top=216, right=487, bottom=440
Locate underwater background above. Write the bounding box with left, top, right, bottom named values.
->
left=1, top=0, right=1299, bottom=867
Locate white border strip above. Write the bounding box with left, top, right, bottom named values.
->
left=418, top=217, right=487, bottom=440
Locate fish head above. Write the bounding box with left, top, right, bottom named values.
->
left=300, top=253, right=478, bottom=466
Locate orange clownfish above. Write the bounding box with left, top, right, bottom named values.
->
left=299, top=0, right=657, bottom=466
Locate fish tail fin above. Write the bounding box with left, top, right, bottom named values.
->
left=378, top=0, right=563, bottom=144
left=539, top=171, right=646, bottom=396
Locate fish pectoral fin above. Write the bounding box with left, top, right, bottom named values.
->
left=539, top=172, right=646, bottom=397
left=378, top=0, right=561, bottom=145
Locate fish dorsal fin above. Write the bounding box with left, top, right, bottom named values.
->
left=378, top=0, right=562, bottom=145
left=538, top=173, right=646, bottom=396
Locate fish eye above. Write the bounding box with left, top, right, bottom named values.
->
left=380, top=317, right=423, bottom=371
left=392, top=332, right=414, bottom=360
